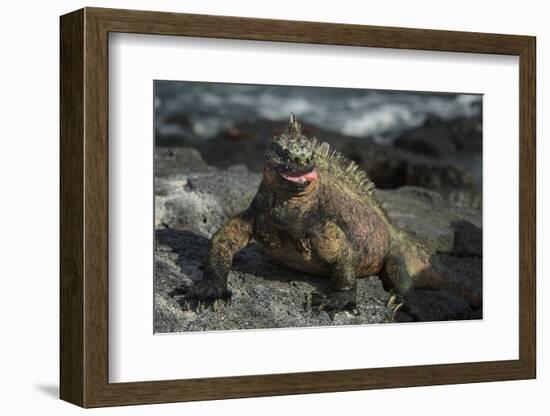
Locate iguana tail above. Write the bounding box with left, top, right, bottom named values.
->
left=380, top=227, right=439, bottom=293
left=381, top=225, right=481, bottom=308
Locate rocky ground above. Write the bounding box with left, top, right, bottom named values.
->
left=154, top=142, right=482, bottom=333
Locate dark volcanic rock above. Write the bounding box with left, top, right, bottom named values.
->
left=375, top=187, right=481, bottom=254
left=394, top=116, right=482, bottom=157
left=156, top=118, right=480, bottom=201
left=155, top=147, right=209, bottom=177
left=402, top=290, right=479, bottom=322
left=155, top=149, right=261, bottom=235
left=154, top=148, right=482, bottom=332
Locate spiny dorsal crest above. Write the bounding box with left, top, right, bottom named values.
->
left=313, top=140, right=376, bottom=196
left=284, top=114, right=376, bottom=198
left=288, top=112, right=303, bottom=135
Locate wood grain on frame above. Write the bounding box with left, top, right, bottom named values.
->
left=60, top=7, right=536, bottom=408
left=60, top=8, right=85, bottom=406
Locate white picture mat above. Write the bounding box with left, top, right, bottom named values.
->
left=108, top=33, right=519, bottom=383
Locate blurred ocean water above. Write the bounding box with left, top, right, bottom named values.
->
left=155, top=81, right=481, bottom=144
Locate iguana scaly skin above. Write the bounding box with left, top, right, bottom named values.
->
left=187, top=114, right=478, bottom=312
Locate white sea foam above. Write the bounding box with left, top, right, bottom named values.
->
left=155, top=82, right=481, bottom=142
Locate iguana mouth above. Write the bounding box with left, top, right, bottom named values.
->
left=280, top=169, right=318, bottom=184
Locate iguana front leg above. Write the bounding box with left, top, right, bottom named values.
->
left=309, top=222, right=358, bottom=312
left=186, top=211, right=253, bottom=304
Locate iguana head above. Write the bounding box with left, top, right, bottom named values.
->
left=264, top=113, right=318, bottom=189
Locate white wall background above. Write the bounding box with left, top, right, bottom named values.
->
left=0, top=0, right=545, bottom=414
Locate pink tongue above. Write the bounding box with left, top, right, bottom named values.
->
left=281, top=170, right=318, bottom=183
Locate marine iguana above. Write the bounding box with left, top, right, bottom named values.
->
left=186, top=114, right=479, bottom=313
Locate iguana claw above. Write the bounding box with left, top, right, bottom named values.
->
left=307, top=290, right=357, bottom=313
left=177, top=280, right=232, bottom=312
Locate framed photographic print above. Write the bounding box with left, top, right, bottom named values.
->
left=60, top=7, right=536, bottom=408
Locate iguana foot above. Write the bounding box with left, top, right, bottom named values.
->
left=178, top=279, right=232, bottom=312
left=306, top=290, right=357, bottom=313
left=386, top=291, right=405, bottom=321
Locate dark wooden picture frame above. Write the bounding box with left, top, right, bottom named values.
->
left=60, top=7, right=536, bottom=408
